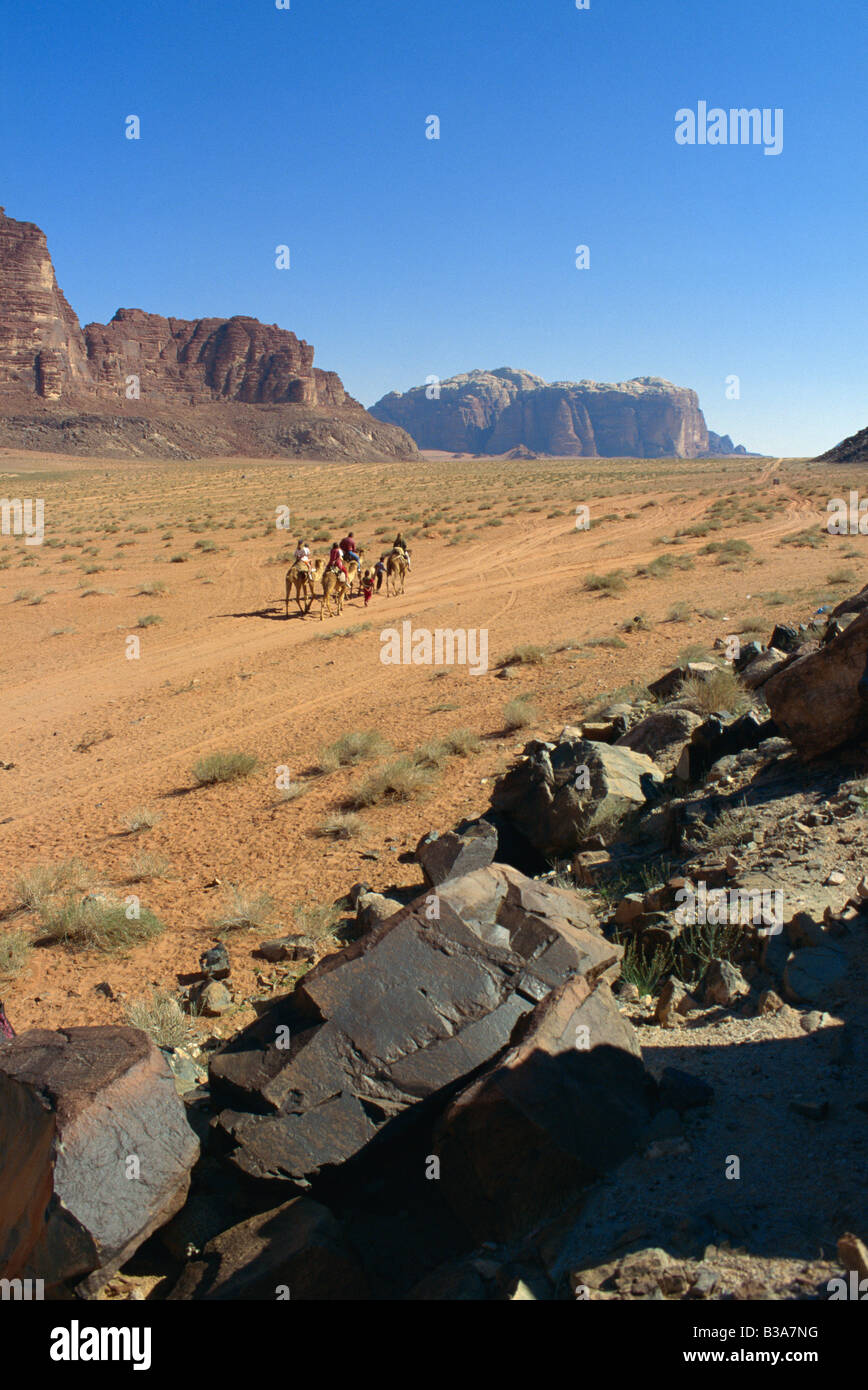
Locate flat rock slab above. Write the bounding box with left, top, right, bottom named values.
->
left=765, top=609, right=868, bottom=757
left=615, top=708, right=702, bottom=773
left=416, top=819, right=497, bottom=886
left=210, top=864, right=617, bottom=1185
left=434, top=976, right=654, bottom=1241
left=168, top=1196, right=375, bottom=1300
left=0, top=1026, right=199, bottom=1294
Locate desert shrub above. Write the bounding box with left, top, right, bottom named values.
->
left=619, top=940, right=672, bottom=995
left=316, top=812, right=364, bottom=840
left=292, top=900, right=342, bottom=939
left=583, top=570, right=627, bottom=594
left=666, top=602, right=692, bottom=623
left=679, top=667, right=751, bottom=716
left=137, top=580, right=167, bottom=597
left=827, top=567, right=856, bottom=586
left=122, top=806, right=161, bottom=833
left=193, top=751, right=258, bottom=784
left=318, top=729, right=391, bottom=772
left=586, top=635, right=627, bottom=649
left=348, top=756, right=438, bottom=807
left=15, top=859, right=93, bottom=910
left=40, top=895, right=165, bottom=952
left=127, top=990, right=190, bottom=1048
left=503, top=696, right=539, bottom=730
left=500, top=644, right=546, bottom=666
left=126, top=852, right=170, bottom=882
left=214, top=886, right=277, bottom=931
left=441, top=728, right=482, bottom=755
left=0, top=930, right=31, bottom=978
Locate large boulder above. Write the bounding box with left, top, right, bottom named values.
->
left=168, top=1196, right=375, bottom=1300
left=615, top=708, right=702, bottom=772
left=210, top=865, right=618, bottom=1185
left=0, top=1026, right=199, bottom=1293
left=490, top=738, right=663, bottom=857
left=433, top=975, right=654, bottom=1241
left=764, top=611, right=868, bottom=757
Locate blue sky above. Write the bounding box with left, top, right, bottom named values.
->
left=1, top=0, right=864, bottom=456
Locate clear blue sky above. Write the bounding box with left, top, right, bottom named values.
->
left=1, top=0, right=865, bottom=456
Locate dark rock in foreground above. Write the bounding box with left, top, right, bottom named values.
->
left=0, top=1026, right=199, bottom=1294
left=434, top=975, right=654, bottom=1241
left=210, top=865, right=619, bottom=1186
left=168, top=1196, right=376, bottom=1300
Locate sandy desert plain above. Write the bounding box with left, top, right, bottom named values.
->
left=0, top=447, right=861, bottom=1040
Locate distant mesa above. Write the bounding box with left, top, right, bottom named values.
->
left=0, top=207, right=416, bottom=460
left=371, top=367, right=751, bottom=459
left=816, top=424, right=868, bottom=465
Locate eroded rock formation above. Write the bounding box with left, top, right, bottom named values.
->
left=371, top=366, right=748, bottom=459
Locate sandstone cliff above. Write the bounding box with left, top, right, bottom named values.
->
left=371, top=367, right=748, bottom=459
left=0, top=207, right=415, bottom=461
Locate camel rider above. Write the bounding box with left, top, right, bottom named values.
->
left=327, top=541, right=348, bottom=577
left=293, top=539, right=311, bottom=569
left=339, top=531, right=360, bottom=567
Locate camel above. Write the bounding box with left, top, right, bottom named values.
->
left=319, top=562, right=348, bottom=620
left=385, top=547, right=408, bottom=596
left=284, top=559, right=316, bottom=616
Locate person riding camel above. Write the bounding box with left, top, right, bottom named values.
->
left=327, top=541, right=348, bottom=577
left=293, top=538, right=311, bottom=569
left=339, top=531, right=360, bottom=566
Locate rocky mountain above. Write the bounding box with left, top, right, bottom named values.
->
left=0, top=207, right=415, bottom=460
left=371, top=367, right=749, bottom=459
left=817, top=424, right=868, bottom=465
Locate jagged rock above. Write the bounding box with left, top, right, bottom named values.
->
left=783, top=946, right=847, bottom=1004
left=655, top=979, right=697, bottom=1028
left=433, top=975, right=654, bottom=1241
left=415, top=819, right=497, bottom=887
left=734, top=640, right=764, bottom=672
left=769, top=624, right=801, bottom=654
left=703, top=959, right=750, bottom=1008
left=765, top=610, right=868, bottom=758
left=168, top=1197, right=375, bottom=1299
left=371, top=367, right=749, bottom=458
left=0, top=1026, right=198, bottom=1294
left=615, top=708, right=702, bottom=772
left=200, top=944, right=230, bottom=979
left=256, top=933, right=318, bottom=964
left=675, top=710, right=777, bottom=782
left=192, top=980, right=232, bottom=1016
left=740, top=647, right=790, bottom=690
left=355, top=890, right=404, bottom=929
left=209, top=865, right=618, bottom=1186
left=490, top=738, right=663, bottom=857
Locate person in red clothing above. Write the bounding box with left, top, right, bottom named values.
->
left=362, top=568, right=375, bottom=606
left=327, top=542, right=348, bottom=575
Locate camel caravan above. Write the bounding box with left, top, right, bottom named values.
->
left=284, top=530, right=411, bottom=619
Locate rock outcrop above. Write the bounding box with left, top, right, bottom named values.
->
left=371, top=367, right=748, bottom=459
left=0, top=1025, right=199, bottom=1294
left=816, top=423, right=868, bottom=464
left=764, top=611, right=868, bottom=758
left=0, top=207, right=416, bottom=460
